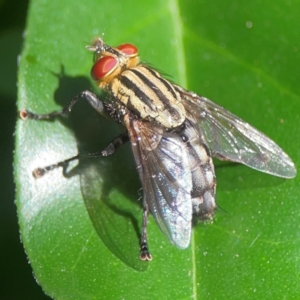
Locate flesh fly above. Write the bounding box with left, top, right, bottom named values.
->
left=20, top=38, right=296, bottom=261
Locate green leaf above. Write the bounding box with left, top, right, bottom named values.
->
left=15, top=0, right=299, bottom=299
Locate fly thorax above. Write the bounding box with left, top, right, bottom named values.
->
left=110, top=65, right=186, bottom=129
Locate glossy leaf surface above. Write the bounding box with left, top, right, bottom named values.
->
left=15, top=0, right=300, bottom=299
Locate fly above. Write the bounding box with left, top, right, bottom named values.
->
left=20, top=38, right=297, bottom=261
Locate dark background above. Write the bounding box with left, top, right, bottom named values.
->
left=0, top=0, right=50, bottom=298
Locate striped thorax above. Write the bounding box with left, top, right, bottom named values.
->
left=88, top=38, right=186, bottom=128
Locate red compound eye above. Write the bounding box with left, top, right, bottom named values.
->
left=117, top=44, right=138, bottom=56
left=90, top=56, right=117, bottom=80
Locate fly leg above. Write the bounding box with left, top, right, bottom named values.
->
left=19, top=90, right=127, bottom=178
left=139, top=200, right=152, bottom=261
left=32, top=133, right=129, bottom=178
left=20, top=90, right=105, bottom=120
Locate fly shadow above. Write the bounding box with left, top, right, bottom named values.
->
left=42, top=66, right=148, bottom=271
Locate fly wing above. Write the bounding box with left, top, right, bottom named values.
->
left=124, top=114, right=193, bottom=249
left=175, top=85, right=296, bottom=178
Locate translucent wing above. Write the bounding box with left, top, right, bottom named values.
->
left=175, top=85, right=296, bottom=178
left=124, top=114, right=193, bottom=248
